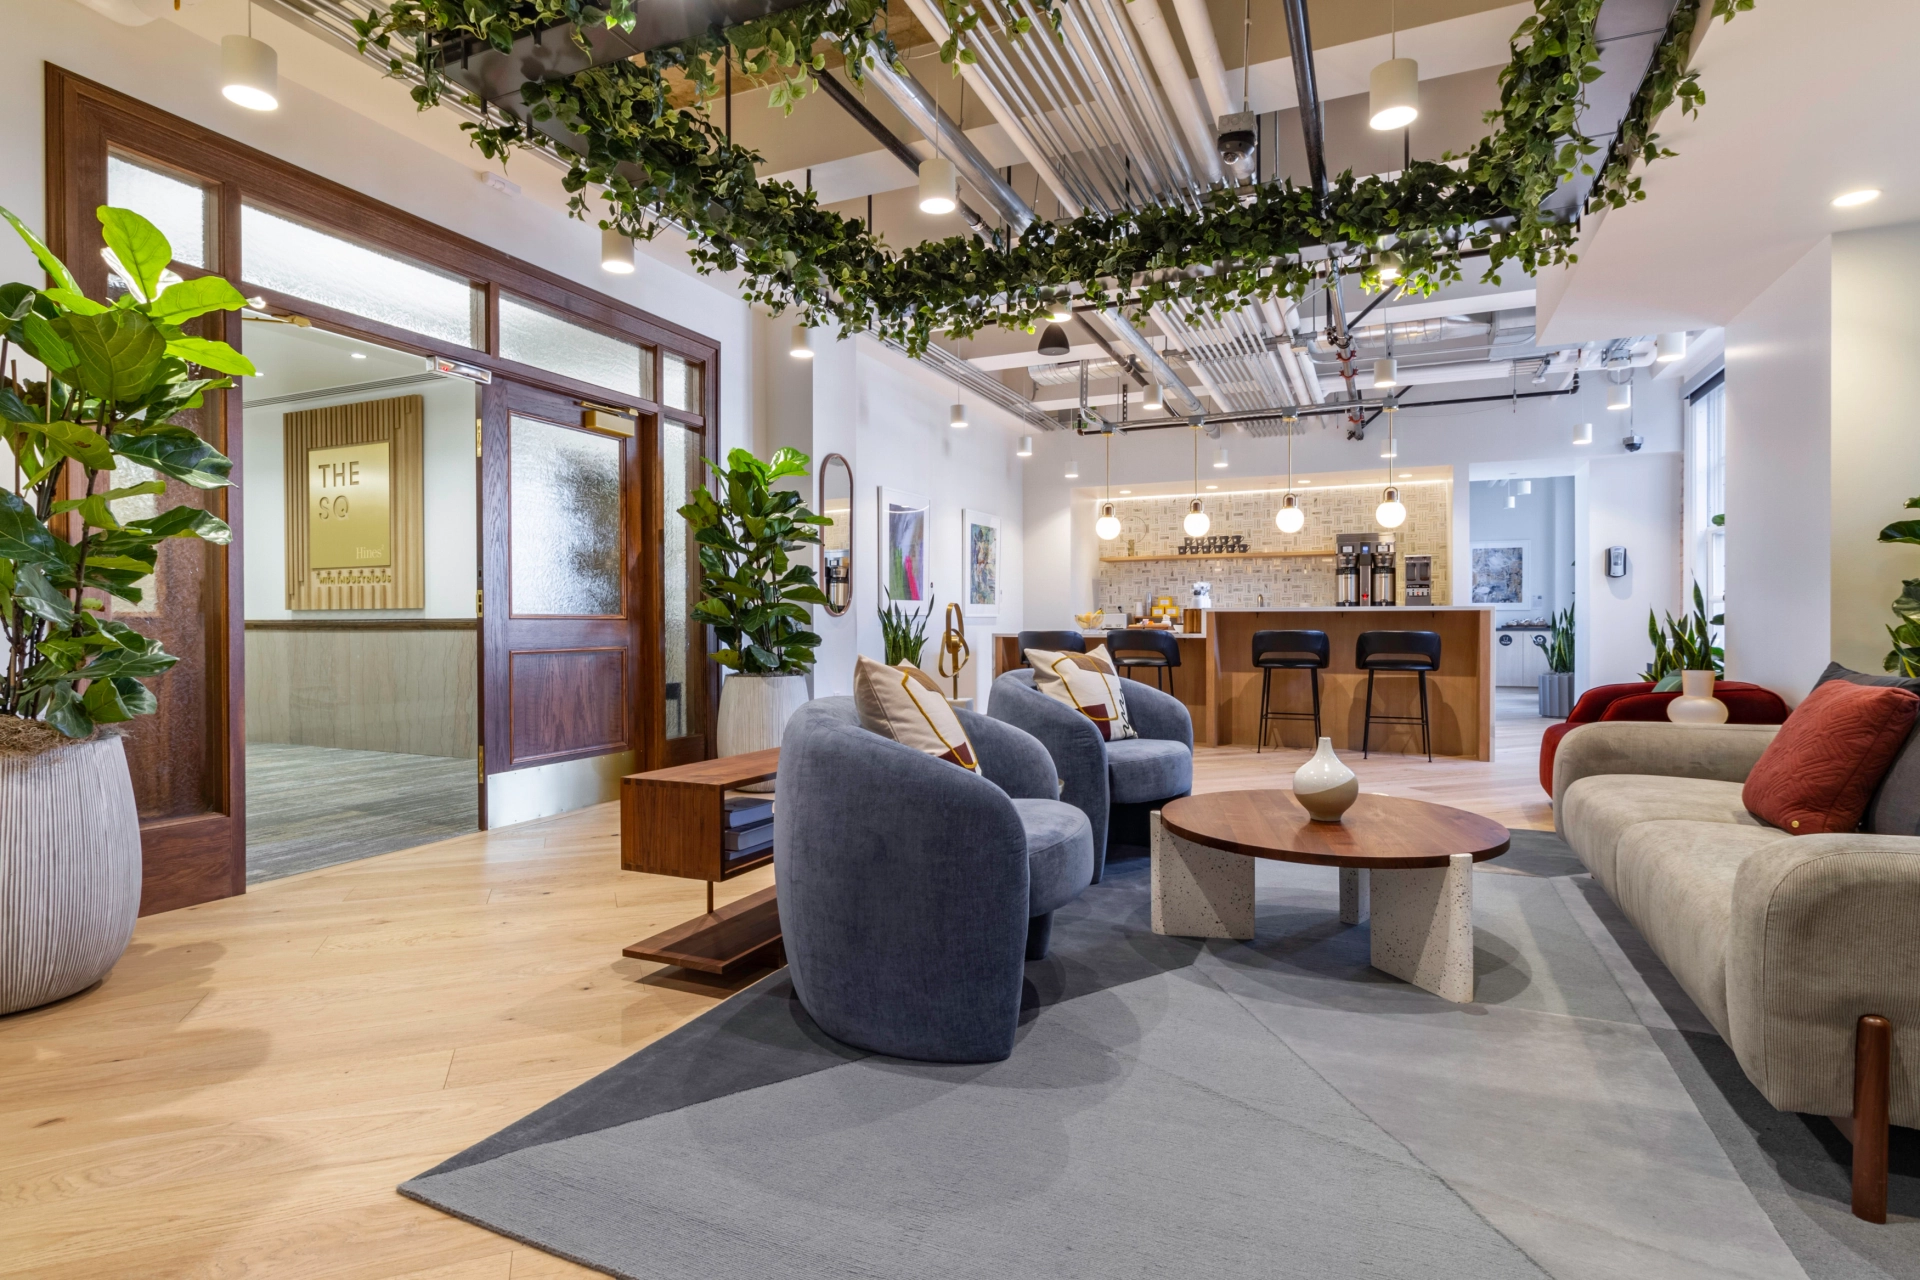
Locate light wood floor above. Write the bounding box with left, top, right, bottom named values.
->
left=0, top=705, right=1554, bottom=1279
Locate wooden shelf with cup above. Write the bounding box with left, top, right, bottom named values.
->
left=1097, top=549, right=1332, bottom=563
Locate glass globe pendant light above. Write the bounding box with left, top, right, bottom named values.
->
left=1375, top=403, right=1407, bottom=529
left=1274, top=414, right=1305, bottom=533
left=1183, top=423, right=1210, bottom=537
left=1095, top=431, right=1122, bottom=540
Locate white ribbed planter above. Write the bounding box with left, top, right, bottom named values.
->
left=715, top=674, right=811, bottom=758
left=1, top=735, right=142, bottom=1016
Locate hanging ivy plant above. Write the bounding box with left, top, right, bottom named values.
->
left=354, top=0, right=1752, bottom=358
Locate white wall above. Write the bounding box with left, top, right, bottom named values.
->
left=1586, top=454, right=1683, bottom=686
left=1724, top=240, right=1833, bottom=700
left=1467, top=476, right=1574, bottom=620
left=242, top=379, right=479, bottom=619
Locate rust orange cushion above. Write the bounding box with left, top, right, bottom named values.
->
left=1743, top=680, right=1920, bottom=834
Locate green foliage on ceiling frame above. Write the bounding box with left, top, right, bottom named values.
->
left=355, top=0, right=1754, bottom=359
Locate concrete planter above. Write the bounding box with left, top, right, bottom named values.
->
left=1538, top=672, right=1575, bottom=719
left=1, top=734, right=142, bottom=1015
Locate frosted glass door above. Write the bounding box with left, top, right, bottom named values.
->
left=508, top=415, right=624, bottom=617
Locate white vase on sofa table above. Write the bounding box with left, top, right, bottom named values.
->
left=1293, top=737, right=1359, bottom=822
left=1667, top=670, right=1728, bottom=724
left=717, top=674, right=811, bottom=791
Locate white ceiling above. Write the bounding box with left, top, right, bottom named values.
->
left=1539, top=0, right=1920, bottom=342
left=240, top=320, right=431, bottom=405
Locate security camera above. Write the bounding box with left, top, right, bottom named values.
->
left=1217, top=111, right=1256, bottom=181
left=1622, top=433, right=1645, bottom=452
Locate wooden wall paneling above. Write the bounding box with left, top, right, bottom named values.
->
left=244, top=626, right=478, bottom=758
left=508, top=648, right=629, bottom=765
left=283, top=394, right=425, bottom=611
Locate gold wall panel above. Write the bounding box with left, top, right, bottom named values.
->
left=284, top=395, right=425, bottom=609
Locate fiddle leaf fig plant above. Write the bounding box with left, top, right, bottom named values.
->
left=679, top=446, right=830, bottom=675
left=0, top=205, right=253, bottom=738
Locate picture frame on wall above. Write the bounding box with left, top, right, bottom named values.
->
left=1470, top=540, right=1529, bottom=604
left=962, top=509, right=1000, bottom=619
left=879, top=487, right=931, bottom=604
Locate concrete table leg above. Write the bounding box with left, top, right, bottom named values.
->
left=1339, top=867, right=1369, bottom=925
left=1150, top=812, right=1255, bottom=939
left=1369, top=852, right=1474, bottom=1002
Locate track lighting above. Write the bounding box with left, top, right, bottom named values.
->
left=1375, top=486, right=1407, bottom=529
left=1832, top=189, right=1881, bottom=208
left=1017, top=435, right=1033, bottom=458
left=918, top=156, right=957, bottom=215
left=1655, top=332, right=1687, bottom=363
left=600, top=226, right=634, bottom=274
left=790, top=324, right=813, bottom=359
left=1607, top=382, right=1632, bottom=411
left=1184, top=497, right=1210, bottom=537
left=1275, top=491, right=1304, bottom=534
left=1368, top=58, right=1419, bottom=131
left=1373, top=357, right=1398, bottom=389
left=1096, top=502, right=1121, bottom=540
left=1573, top=422, right=1593, bottom=445
left=1037, top=323, right=1071, bottom=357
left=1213, top=445, right=1229, bottom=469
left=950, top=403, right=968, bottom=429
left=221, top=33, right=279, bottom=111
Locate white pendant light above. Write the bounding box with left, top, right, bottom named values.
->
left=1184, top=498, right=1211, bottom=537
left=1374, top=403, right=1406, bottom=528
left=1142, top=383, right=1164, bottom=412
left=221, top=30, right=279, bottom=111
left=1374, top=250, right=1404, bottom=282
left=1369, top=58, right=1419, bottom=131
left=1017, top=435, right=1033, bottom=457
left=1274, top=414, right=1305, bottom=532
left=1373, top=356, right=1398, bottom=389
left=1573, top=421, right=1593, bottom=445
left=1096, top=502, right=1121, bottom=540
left=950, top=403, right=968, bottom=429
left=789, top=324, right=813, bottom=359
left=1064, top=457, right=1079, bottom=478
left=1506, top=493, right=1517, bottom=509
left=1607, top=381, right=1632, bottom=411
left=918, top=156, right=957, bottom=215
left=1213, top=445, right=1229, bottom=469
left=1516, top=479, right=1532, bottom=495
left=1655, top=332, right=1687, bottom=363
left=600, top=225, right=635, bottom=274
left=1047, top=296, right=1073, bottom=323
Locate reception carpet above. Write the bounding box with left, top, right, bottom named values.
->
left=401, top=831, right=1916, bottom=1280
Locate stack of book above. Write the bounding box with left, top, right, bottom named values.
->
left=722, top=795, right=775, bottom=863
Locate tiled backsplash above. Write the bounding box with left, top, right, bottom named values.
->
left=1094, top=481, right=1451, bottom=610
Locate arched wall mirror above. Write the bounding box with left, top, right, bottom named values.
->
left=819, top=453, right=853, bottom=616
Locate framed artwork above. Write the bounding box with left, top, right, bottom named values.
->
left=879, top=486, right=931, bottom=604
left=1470, top=541, right=1529, bottom=604
left=963, top=509, right=1000, bottom=619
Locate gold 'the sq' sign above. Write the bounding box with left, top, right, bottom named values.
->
left=307, top=441, right=392, bottom=570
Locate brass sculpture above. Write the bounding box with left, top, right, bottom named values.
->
left=938, top=602, right=971, bottom=699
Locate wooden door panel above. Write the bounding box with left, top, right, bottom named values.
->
left=507, top=648, right=629, bottom=764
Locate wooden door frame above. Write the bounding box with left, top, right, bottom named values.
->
left=45, top=66, right=720, bottom=911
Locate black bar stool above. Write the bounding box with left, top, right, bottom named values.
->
left=1252, top=630, right=1330, bottom=751
left=1356, top=630, right=1442, bottom=761
left=1106, top=629, right=1180, bottom=692
left=1017, top=630, right=1086, bottom=665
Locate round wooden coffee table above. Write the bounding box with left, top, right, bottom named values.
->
left=1152, top=790, right=1510, bottom=1002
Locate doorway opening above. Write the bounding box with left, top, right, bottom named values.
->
left=239, top=321, right=482, bottom=882
left=1469, top=473, right=1576, bottom=721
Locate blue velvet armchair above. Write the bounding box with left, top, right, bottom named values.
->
left=988, top=669, right=1194, bottom=880
left=773, top=698, right=1096, bottom=1064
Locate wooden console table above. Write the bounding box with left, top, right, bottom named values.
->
left=619, top=749, right=783, bottom=975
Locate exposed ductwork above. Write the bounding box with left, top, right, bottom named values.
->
left=1121, top=0, right=1225, bottom=183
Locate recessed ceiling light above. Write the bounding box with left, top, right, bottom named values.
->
left=1299, top=478, right=1312, bottom=484
left=350, top=352, right=367, bottom=360
left=1118, top=489, right=1131, bottom=495
left=1205, top=484, right=1218, bottom=490
left=1399, top=473, right=1411, bottom=479
left=1832, top=188, right=1881, bottom=208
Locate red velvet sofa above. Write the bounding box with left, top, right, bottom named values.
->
left=1538, top=681, right=1792, bottom=795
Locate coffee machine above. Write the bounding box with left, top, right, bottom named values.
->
left=1402, top=554, right=1433, bottom=604
left=1336, top=532, right=1397, bottom=606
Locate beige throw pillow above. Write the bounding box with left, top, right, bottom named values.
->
left=1085, top=644, right=1116, bottom=674
left=1025, top=648, right=1138, bottom=741
left=853, top=654, right=980, bottom=772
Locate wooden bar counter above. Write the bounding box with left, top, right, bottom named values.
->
left=993, top=606, right=1493, bottom=761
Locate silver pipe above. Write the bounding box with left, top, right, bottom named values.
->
left=1073, top=0, right=1193, bottom=201
left=966, top=7, right=1105, bottom=212
left=865, top=61, right=1036, bottom=228
left=1005, top=0, right=1131, bottom=209
left=1101, top=310, right=1205, bottom=416
left=1054, top=5, right=1163, bottom=205
left=1118, top=0, right=1224, bottom=183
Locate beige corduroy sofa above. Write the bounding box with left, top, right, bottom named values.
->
left=1553, top=721, right=1918, bottom=1222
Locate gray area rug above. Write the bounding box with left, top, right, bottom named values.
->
left=402, top=829, right=1917, bottom=1279
left=245, top=743, right=478, bottom=883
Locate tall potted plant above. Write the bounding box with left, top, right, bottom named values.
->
left=1537, top=603, right=1575, bottom=718
left=1, top=205, right=252, bottom=1014
left=679, top=447, right=829, bottom=760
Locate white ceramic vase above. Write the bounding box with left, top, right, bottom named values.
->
left=1, top=734, right=142, bottom=1015
left=1667, top=670, right=1729, bottom=725
left=716, top=674, right=811, bottom=790
left=1293, top=737, right=1360, bottom=822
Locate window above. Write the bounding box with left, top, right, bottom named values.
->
left=106, top=154, right=211, bottom=269
left=499, top=295, right=654, bottom=401
left=240, top=203, right=481, bottom=348
left=661, top=351, right=703, bottom=414
left=1687, top=376, right=1727, bottom=635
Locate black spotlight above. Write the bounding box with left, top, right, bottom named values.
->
left=1037, top=323, right=1071, bottom=357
